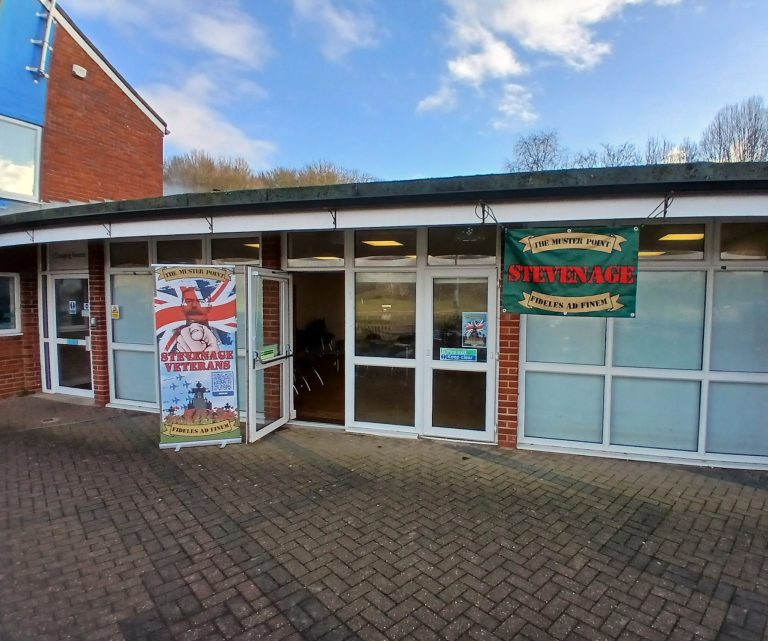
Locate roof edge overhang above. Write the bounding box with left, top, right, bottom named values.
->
left=1, top=163, right=768, bottom=234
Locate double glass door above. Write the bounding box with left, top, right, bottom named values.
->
left=48, top=275, right=92, bottom=395
left=351, top=269, right=497, bottom=442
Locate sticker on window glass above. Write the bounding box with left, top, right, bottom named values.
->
left=68, top=300, right=77, bottom=315
left=440, top=348, right=477, bottom=362
left=462, top=312, right=487, bottom=348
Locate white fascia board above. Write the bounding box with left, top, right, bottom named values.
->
left=1, top=192, right=767, bottom=247
left=51, top=9, right=167, bottom=133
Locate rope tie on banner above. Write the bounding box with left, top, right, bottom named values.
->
left=329, top=208, right=337, bottom=229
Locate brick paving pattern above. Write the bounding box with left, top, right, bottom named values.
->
left=1, top=396, right=767, bottom=641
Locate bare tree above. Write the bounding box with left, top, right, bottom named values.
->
left=256, top=160, right=374, bottom=188
left=164, top=150, right=257, bottom=193
left=164, top=152, right=373, bottom=193
left=505, top=130, right=567, bottom=172
left=571, top=150, right=599, bottom=169
left=598, top=142, right=641, bottom=167
left=700, top=95, right=768, bottom=162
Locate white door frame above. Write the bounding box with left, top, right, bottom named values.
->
left=422, top=268, right=497, bottom=442
left=46, top=273, right=93, bottom=397
left=246, top=267, right=293, bottom=443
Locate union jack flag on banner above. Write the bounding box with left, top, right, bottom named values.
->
left=154, top=265, right=241, bottom=449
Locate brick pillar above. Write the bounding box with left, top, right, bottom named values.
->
left=260, top=234, right=282, bottom=420
left=20, top=265, right=42, bottom=394
left=88, top=241, right=110, bottom=406
left=0, top=246, right=41, bottom=398
left=497, top=312, right=520, bottom=448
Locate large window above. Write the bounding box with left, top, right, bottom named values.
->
left=0, top=115, right=40, bottom=201
left=522, top=221, right=768, bottom=462
left=0, top=274, right=21, bottom=335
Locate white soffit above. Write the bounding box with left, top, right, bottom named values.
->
left=1, top=193, right=767, bottom=246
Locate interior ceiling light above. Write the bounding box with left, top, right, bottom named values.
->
left=362, top=240, right=403, bottom=247
left=639, top=251, right=666, bottom=257
left=312, top=256, right=341, bottom=260
left=243, top=243, right=261, bottom=248
left=658, top=233, right=704, bottom=241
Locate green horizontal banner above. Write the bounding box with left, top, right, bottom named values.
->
left=503, top=227, right=639, bottom=317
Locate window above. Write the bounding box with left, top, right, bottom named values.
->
left=639, top=224, right=705, bottom=260
left=287, top=231, right=344, bottom=268
left=0, top=274, right=21, bottom=335
left=0, top=116, right=40, bottom=201
left=355, top=229, right=416, bottom=266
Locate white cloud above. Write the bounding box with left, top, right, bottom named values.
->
left=492, top=84, right=538, bottom=129
left=418, top=0, right=681, bottom=126
left=417, top=85, right=457, bottom=113
left=0, top=160, right=35, bottom=198
left=62, top=0, right=272, bottom=68
left=290, top=0, right=379, bottom=60
left=187, top=13, right=271, bottom=68
left=141, top=75, right=276, bottom=169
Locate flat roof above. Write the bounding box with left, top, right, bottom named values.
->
left=1, top=162, right=767, bottom=232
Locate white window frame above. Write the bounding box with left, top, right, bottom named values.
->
left=518, top=218, right=768, bottom=468
left=105, top=235, right=262, bottom=410
left=0, top=273, right=22, bottom=336
left=0, top=114, right=41, bottom=202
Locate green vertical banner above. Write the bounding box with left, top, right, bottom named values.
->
left=503, top=226, right=639, bottom=317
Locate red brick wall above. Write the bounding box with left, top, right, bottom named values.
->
left=88, top=242, right=110, bottom=405
left=0, top=247, right=41, bottom=399
left=40, top=26, right=163, bottom=202
left=497, top=313, right=520, bottom=448
left=261, top=234, right=283, bottom=419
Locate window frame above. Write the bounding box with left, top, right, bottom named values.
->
left=0, top=273, right=22, bottom=336
left=0, top=114, right=41, bottom=202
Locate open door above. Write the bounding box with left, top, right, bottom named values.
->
left=247, top=267, right=293, bottom=442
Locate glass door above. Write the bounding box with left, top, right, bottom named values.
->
left=50, top=275, right=93, bottom=396
left=424, top=271, right=497, bottom=441
left=246, top=267, right=293, bottom=442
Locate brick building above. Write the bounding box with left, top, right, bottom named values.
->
left=0, top=163, right=766, bottom=468
left=0, top=0, right=165, bottom=399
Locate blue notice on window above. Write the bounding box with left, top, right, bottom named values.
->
left=440, top=348, right=477, bottom=362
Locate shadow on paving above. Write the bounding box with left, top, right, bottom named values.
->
left=0, top=396, right=767, bottom=641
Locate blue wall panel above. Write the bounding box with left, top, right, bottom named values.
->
left=0, top=0, right=55, bottom=126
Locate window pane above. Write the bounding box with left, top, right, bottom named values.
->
left=355, top=273, right=416, bottom=358
left=711, top=272, right=768, bottom=373
left=433, top=370, right=486, bottom=430
left=524, top=372, right=603, bottom=443
left=707, top=383, right=768, bottom=456
left=156, top=239, right=202, bottom=264
left=355, top=229, right=416, bottom=266
left=114, top=350, right=156, bottom=402
left=55, top=278, right=89, bottom=340
left=355, top=365, right=414, bottom=426
left=111, top=274, right=154, bottom=344
left=0, top=117, right=38, bottom=199
left=0, top=276, right=17, bottom=331
left=211, top=237, right=261, bottom=264
left=526, top=316, right=605, bottom=365
left=428, top=226, right=496, bottom=265
left=639, top=224, right=704, bottom=260
left=110, top=241, right=149, bottom=267
left=288, top=231, right=344, bottom=268
left=433, top=277, right=488, bottom=363
left=613, top=271, right=705, bottom=370
left=610, top=378, right=699, bottom=451
left=57, top=344, right=91, bottom=390
left=720, top=223, right=768, bottom=260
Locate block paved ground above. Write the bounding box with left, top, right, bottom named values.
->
left=1, top=396, right=767, bottom=641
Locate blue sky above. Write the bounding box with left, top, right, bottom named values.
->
left=63, top=0, right=768, bottom=181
